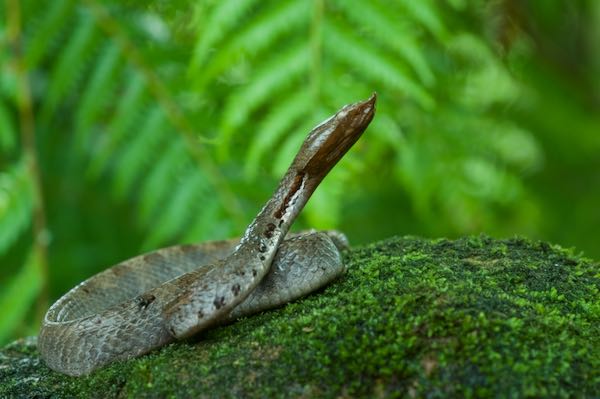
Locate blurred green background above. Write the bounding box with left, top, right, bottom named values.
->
left=0, top=0, right=598, bottom=345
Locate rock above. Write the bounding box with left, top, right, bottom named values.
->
left=1, top=235, right=598, bottom=398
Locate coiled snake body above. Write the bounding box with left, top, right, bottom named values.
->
left=39, top=94, right=376, bottom=376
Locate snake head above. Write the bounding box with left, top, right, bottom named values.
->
left=293, top=93, right=376, bottom=182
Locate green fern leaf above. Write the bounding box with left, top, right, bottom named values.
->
left=244, top=88, right=312, bottom=179
left=87, top=73, right=147, bottom=177
left=181, top=199, right=225, bottom=243
left=395, top=0, right=447, bottom=40
left=218, top=41, right=310, bottom=159
left=142, top=171, right=207, bottom=249
left=112, top=106, right=167, bottom=198
left=191, top=0, right=265, bottom=69
left=323, top=20, right=433, bottom=109
left=75, top=42, right=122, bottom=150
left=40, top=12, right=99, bottom=123
left=0, top=248, right=43, bottom=345
left=333, top=0, right=435, bottom=86
left=138, top=140, right=187, bottom=222
left=192, top=0, right=309, bottom=88
left=24, top=0, right=74, bottom=69
left=0, top=160, right=34, bottom=255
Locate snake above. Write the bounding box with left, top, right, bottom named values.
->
left=38, top=94, right=376, bottom=376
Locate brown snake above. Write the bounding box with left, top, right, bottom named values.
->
left=39, top=94, right=376, bottom=376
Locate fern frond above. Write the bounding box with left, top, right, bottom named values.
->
left=0, top=160, right=34, bottom=255
left=218, top=41, right=310, bottom=158
left=40, top=12, right=99, bottom=123
left=394, top=0, right=447, bottom=40
left=0, top=248, right=43, bottom=345
left=24, top=0, right=74, bottom=69
left=244, top=88, right=312, bottom=179
left=191, top=0, right=265, bottom=69
left=87, top=73, right=147, bottom=177
left=181, top=199, right=224, bottom=243
left=324, top=19, right=433, bottom=109
left=304, top=169, right=345, bottom=229
left=142, top=171, right=208, bottom=249
left=138, top=140, right=186, bottom=222
left=112, top=106, right=168, bottom=198
left=191, top=1, right=310, bottom=88
left=75, top=41, right=122, bottom=149
left=333, top=0, right=435, bottom=86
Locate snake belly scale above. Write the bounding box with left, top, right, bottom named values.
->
left=39, top=94, right=376, bottom=376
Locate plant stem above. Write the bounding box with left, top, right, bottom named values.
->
left=6, top=0, right=50, bottom=323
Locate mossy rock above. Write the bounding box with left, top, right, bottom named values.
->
left=1, top=235, right=598, bottom=398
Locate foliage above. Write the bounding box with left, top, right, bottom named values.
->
left=0, top=0, right=598, bottom=345
left=1, top=236, right=598, bottom=397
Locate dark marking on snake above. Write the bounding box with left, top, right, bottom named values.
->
left=231, top=284, right=241, bottom=296
left=180, top=244, right=196, bottom=253
left=213, top=296, right=226, bottom=309
left=136, top=294, right=156, bottom=310
left=264, top=223, right=276, bottom=238
left=274, top=172, right=305, bottom=219
left=143, top=252, right=164, bottom=264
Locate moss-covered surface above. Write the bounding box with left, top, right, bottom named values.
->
left=1, top=235, right=598, bottom=398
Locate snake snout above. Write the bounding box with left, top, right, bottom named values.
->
left=293, top=93, right=376, bottom=180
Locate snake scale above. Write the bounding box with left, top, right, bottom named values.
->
left=39, top=94, right=376, bottom=376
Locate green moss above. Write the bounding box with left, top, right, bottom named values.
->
left=1, top=235, right=598, bottom=398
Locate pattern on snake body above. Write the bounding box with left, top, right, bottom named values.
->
left=39, top=94, right=376, bottom=376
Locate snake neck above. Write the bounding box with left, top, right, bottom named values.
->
left=164, top=94, right=375, bottom=339
left=234, top=169, right=314, bottom=266
left=235, top=93, right=376, bottom=264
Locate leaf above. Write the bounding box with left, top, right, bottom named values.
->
left=75, top=42, right=122, bottom=150
left=191, top=0, right=310, bottom=87
left=40, top=12, right=98, bottom=123
left=0, top=248, right=43, bottom=345
left=218, top=41, right=311, bottom=159
left=87, top=73, right=147, bottom=178
left=112, top=106, right=168, bottom=198
left=395, top=0, right=447, bottom=40
left=142, top=171, right=208, bottom=249
left=24, top=0, right=74, bottom=69
left=333, top=0, right=435, bottom=85
left=323, top=20, right=434, bottom=109
left=0, top=160, right=34, bottom=255
left=191, top=0, right=266, bottom=68
left=244, top=88, right=312, bottom=179
left=138, top=140, right=187, bottom=222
